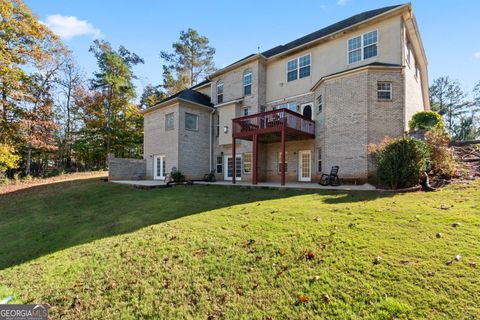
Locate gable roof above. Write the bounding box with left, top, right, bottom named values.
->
left=261, top=4, right=404, bottom=58
left=144, top=88, right=213, bottom=114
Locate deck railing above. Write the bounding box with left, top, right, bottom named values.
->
left=232, top=108, right=315, bottom=137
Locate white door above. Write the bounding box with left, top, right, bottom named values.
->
left=153, top=155, right=165, bottom=180
left=298, top=150, right=311, bottom=182
left=224, top=155, right=242, bottom=181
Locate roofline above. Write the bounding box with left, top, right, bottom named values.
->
left=311, top=64, right=404, bottom=91
left=207, top=4, right=410, bottom=79
left=191, top=81, right=211, bottom=89
left=267, top=3, right=410, bottom=61
left=208, top=54, right=266, bottom=79
left=215, top=98, right=244, bottom=108
left=142, top=97, right=213, bottom=115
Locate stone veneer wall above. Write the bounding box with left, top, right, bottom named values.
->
left=108, top=155, right=146, bottom=180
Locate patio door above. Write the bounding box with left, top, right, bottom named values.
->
left=224, top=155, right=242, bottom=181
left=298, top=150, right=311, bottom=182
left=153, top=155, right=165, bottom=180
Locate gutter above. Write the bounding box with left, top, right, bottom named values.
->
left=143, top=98, right=213, bottom=114
left=209, top=108, right=216, bottom=171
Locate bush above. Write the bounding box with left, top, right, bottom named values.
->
left=375, top=138, right=431, bottom=189
left=170, top=170, right=185, bottom=182
left=424, top=127, right=456, bottom=178
left=408, top=111, right=444, bottom=132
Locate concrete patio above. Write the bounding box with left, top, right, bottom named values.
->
left=110, top=180, right=376, bottom=191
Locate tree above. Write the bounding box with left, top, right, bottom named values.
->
left=0, top=144, right=20, bottom=176
left=54, top=56, right=83, bottom=168
left=89, top=40, right=144, bottom=165
left=429, top=77, right=472, bottom=134
left=160, top=28, right=216, bottom=95
left=139, top=84, right=166, bottom=109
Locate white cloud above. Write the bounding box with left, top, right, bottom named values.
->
left=337, top=0, right=347, bottom=6
left=44, top=14, right=102, bottom=40
left=475, top=52, right=480, bottom=59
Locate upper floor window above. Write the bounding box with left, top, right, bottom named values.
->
left=415, top=63, right=420, bottom=80
left=275, top=102, right=299, bottom=113
left=185, top=112, right=198, bottom=130
left=217, top=81, right=224, bottom=104
left=243, top=70, right=252, bottom=96
left=377, top=82, right=392, bottom=101
left=348, top=30, right=378, bottom=64
left=406, top=40, right=412, bottom=66
left=287, top=54, right=311, bottom=82
left=165, top=113, right=174, bottom=131
left=242, top=106, right=251, bottom=116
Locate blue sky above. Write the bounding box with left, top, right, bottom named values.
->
left=27, top=0, right=480, bottom=97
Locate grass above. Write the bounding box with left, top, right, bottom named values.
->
left=0, top=178, right=479, bottom=319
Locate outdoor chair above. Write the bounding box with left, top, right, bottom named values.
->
left=319, top=166, right=340, bottom=186
left=203, top=170, right=216, bottom=182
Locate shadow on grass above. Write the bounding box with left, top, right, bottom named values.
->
left=0, top=177, right=394, bottom=270
left=321, top=190, right=395, bottom=204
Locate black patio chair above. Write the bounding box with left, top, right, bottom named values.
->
left=319, top=166, right=340, bottom=186
left=203, top=170, right=216, bottom=182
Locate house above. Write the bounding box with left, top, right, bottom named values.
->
left=143, top=3, right=429, bottom=185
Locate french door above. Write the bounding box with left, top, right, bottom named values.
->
left=298, top=150, right=311, bottom=182
left=153, top=155, right=166, bottom=180
left=224, top=155, right=242, bottom=181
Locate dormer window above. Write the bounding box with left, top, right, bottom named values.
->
left=287, top=54, right=311, bottom=82
left=217, top=81, right=224, bottom=104
left=243, top=70, right=252, bottom=96
left=348, top=30, right=378, bottom=64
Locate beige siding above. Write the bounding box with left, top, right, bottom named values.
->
left=266, top=16, right=403, bottom=102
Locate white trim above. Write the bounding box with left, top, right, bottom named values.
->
left=298, top=150, right=311, bottom=182
left=286, top=53, right=311, bottom=82
left=243, top=69, right=252, bottom=96
left=267, top=92, right=313, bottom=106
left=185, top=112, right=199, bottom=131
left=300, top=103, right=313, bottom=118
left=216, top=81, right=224, bottom=104
left=347, top=29, right=379, bottom=65
left=224, top=155, right=242, bottom=181
left=153, top=155, right=166, bottom=180
left=377, top=81, right=393, bottom=101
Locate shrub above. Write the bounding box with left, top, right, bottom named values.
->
left=170, top=170, right=185, bottom=182
left=375, top=138, right=431, bottom=189
left=424, top=127, right=456, bottom=178
left=408, top=111, right=444, bottom=132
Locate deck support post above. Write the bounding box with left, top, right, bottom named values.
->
left=252, top=134, right=258, bottom=185
left=232, top=137, right=236, bottom=184
left=281, top=121, right=286, bottom=186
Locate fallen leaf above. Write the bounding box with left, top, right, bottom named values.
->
left=323, top=294, right=331, bottom=303
left=299, top=295, right=309, bottom=303
left=305, top=251, right=315, bottom=260
left=436, top=232, right=442, bottom=238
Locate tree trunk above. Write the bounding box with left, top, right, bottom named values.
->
left=26, top=143, right=32, bottom=176
left=105, top=86, right=113, bottom=168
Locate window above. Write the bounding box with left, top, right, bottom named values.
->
left=276, top=102, right=299, bottom=112
left=242, top=107, right=251, bottom=116
left=165, top=113, right=174, bottom=131
left=243, top=153, right=252, bottom=174
left=217, top=81, right=224, bottom=104
left=415, top=63, right=420, bottom=80
left=287, top=54, right=310, bottom=82
left=185, top=112, right=198, bottom=130
left=317, top=95, right=323, bottom=113
left=348, top=30, right=378, bottom=64
left=317, top=148, right=322, bottom=173
left=243, top=70, right=252, bottom=96
left=216, top=156, right=223, bottom=174
left=406, top=41, right=412, bottom=66
left=277, top=152, right=288, bottom=173
left=377, top=82, right=392, bottom=100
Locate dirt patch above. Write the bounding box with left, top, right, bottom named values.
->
left=0, top=171, right=108, bottom=195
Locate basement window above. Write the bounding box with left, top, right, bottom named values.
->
left=243, top=153, right=252, bottom=174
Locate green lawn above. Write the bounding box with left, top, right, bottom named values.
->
left=0, top=178, right=479, bottom=319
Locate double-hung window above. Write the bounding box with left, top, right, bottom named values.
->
left=165, top=113, right=174, bottom=131
left=217, top=81, right=224, bottom=104
left=348, top=30, right=378, bottom=64
left=216, top=156, right=223, bottom=174
left=185, top=112, right=198, bottom=130
left=317, top=95, right=323, bottom=113
left=243, top=153, right=252, bottom=174
left=287, top=54, right=310, bottom=82
left=377, top=82, right=392, bottom=101
left=243, top=70, right=252, bottom=96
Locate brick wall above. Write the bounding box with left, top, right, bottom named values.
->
left=108, top=156, right=146, bottom=180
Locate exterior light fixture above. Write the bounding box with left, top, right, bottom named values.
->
left=223, top=126, right=229, bottom=134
